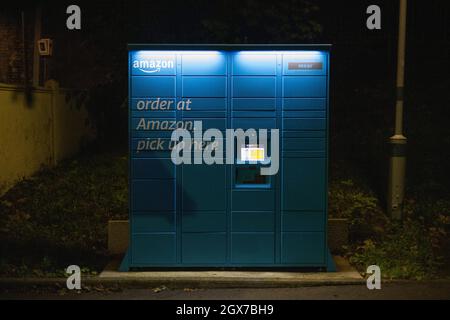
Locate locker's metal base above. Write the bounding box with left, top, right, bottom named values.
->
left=118, top=248, right=337, bottom=272
left=119, top=248, right=130, bottom=272
left=326, top=249, right=337, bottom=272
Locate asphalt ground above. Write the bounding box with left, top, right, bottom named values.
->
left=1, top=281, right=450, bottom=300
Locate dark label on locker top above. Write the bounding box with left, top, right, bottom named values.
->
left=288, top=62, right=323, bottom=70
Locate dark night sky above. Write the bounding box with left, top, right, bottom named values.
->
left=38, top=1, right=449, bottom=88
left=5, top=0, right=449, bottom=195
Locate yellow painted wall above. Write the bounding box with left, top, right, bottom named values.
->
left=0, top=82, right=94, bottom=196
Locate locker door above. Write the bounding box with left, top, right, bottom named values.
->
left=180, top=52, right=228, bottom=264
left=230, top=52, right=278, bottom=264
left=280, top=51, right=328, bottom=265
left=129, top=51, right=178, bottom=265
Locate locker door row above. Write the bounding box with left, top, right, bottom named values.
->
left=129, top=50, right=328, bottom=266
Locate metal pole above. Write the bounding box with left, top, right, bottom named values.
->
left=388, top=0, right=408, bottom=219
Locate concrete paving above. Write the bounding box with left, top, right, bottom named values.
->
left=98, top=256, right=364, bottom=288
left=2, top=282, right=450, bottom=300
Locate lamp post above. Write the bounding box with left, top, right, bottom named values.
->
left=388, top=0, right=408, bottom=219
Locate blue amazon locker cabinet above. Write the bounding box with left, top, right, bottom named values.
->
left=122, top=44, right=334, bottom=271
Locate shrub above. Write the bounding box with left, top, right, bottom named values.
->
left=329, top=177, right=450, bottom=279
left=0, top=152, right=128, bottom=277
left=348, top=220, right=443, bottom=280
left=329, top=179, right=388, bottom=242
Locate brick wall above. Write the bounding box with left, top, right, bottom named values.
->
left=0, top=8, right=35, bottom=85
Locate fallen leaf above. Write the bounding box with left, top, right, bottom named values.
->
left=153, top=285, right=167, bottom=293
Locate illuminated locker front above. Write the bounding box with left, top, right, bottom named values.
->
left=122, top=44, right=334, bottom=271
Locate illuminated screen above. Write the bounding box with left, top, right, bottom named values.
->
left=240, top=146, right=265, bottom=162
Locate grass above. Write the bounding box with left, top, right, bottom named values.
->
left=329, top=163, right=450, bottom=280
left=0, top=151, right=127, bottom=277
